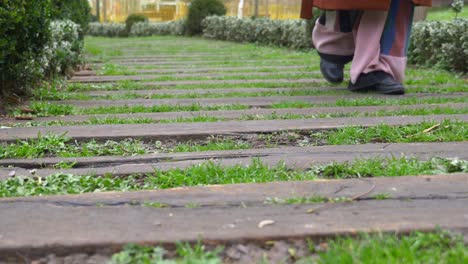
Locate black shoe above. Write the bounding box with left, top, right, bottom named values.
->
left=348, top=71, right=405, bottom=95
left=320, top=59, right=344, bottom=84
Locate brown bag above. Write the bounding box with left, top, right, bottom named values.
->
left=301, top=0, right=432, bottom=19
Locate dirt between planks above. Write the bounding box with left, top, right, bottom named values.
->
left=5, top=238, right=371, bottom=264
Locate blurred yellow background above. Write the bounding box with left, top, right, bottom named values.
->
left=88, top=0, right=302, bottom=22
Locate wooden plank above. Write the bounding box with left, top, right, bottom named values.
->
left=1, top=114, right=466, bottom=143
left=45, top=93, right=467, bottom=108
left=4, top=103, right=465, bottom=126
left=0, top=183, right=467, bottom=258
left=1, top=142, right=467, bottom=178
left=69, top=71, right=320, bottom=83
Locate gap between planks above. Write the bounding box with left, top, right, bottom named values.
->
left=1, top=142, right=467, bottom=178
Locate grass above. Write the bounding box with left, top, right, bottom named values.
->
left=315, top=230, right=468, bottom=264
left=108, top=230, right=468, bottom=264
left=321, top=119, right=467, bottom=145
left=33, top=82, right=468, bottom=101
left=97, top=63, right=137, bottom=76
left=10, top=106, right=468, bottom=128
left=0, top=134, right=252, bottom=159
left=18, top=94, right=468, bottom=117
left=427, top=7, right=468, bottom=21
left=21, top=101, right=249, bottom=117
left=1, top=157, right=467, bottom=198
left=1, top=120, right=465, bottom=159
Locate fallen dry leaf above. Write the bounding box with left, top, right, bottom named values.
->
left=422, top=123, right=441, bottom=133
left=258, top=220, right=275, bottom=228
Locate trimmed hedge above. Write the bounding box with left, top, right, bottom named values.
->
left=202, top=16, right=311, bottom=50
left=130, top=20, right=186, bottom=36
left=88, top=23, right=127, bottom=37
left=409, top=19, right=467, bottom=73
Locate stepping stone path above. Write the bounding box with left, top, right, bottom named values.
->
left=0, top=37, right=467, bottom=262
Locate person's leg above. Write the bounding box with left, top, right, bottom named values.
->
left=312, top=10, right=361, bottom=83
left=349, top=0, right=415, bottom=94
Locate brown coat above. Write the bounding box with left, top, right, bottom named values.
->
left=301, top=0, right=432, bottom=19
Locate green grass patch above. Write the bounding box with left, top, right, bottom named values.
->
left=22, top=102, right=249, bottom=117
left=21, top=95, right=468, bottom=117
left=97, top=63, right=137, bottom=76
left=427, top=7, right=468, bottom=21
left=0, top=134, right=252, bottom=159
left=315, top=230, right=468, bottom=264
left=321, top=120, right=467, bottom=145
left=1, top=157, right=467, bottom=198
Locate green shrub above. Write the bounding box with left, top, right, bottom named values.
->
left=0, top=0, right=52, bottom=96
left=202, top=16, right=311, bottom=49
left=186, top=0, right=226, bottom=36
left=51, top=0, right=91, bottom=36
left=45, top=20, right=83, bottom=77
left=88, top=23, right=127, bottom=37
left=409, top=19, right=467, bottom=73
left=125, top=14, right=149, bottom=34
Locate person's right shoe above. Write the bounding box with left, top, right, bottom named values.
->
left=348, top=71, right=405, bottom=95
left=320, top=59, right=345, bottom=84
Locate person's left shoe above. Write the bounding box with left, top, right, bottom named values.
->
left=348, top=71, right=405, bottom=95
left=320, top=59, right=345, bottom=84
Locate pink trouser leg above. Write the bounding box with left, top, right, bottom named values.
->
left=312, top=11, right=355, bottom=58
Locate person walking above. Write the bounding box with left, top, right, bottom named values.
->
left=301, top=0, right=432, bottom=94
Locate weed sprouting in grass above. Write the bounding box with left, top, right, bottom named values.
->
left=109, top=242, right=223, bottom=264
left=372, top=193, right=391, bottom=200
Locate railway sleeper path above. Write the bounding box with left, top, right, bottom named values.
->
left=0, top=36, right=467, bottom=263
